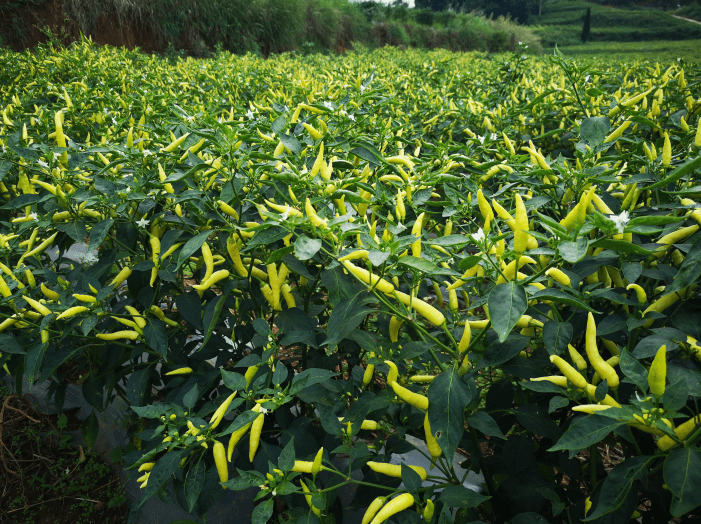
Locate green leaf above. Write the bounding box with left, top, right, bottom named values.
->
left=175, top=231, right=212, bottom=270
left=350, top=146, right=382, bottom=166
left=580, top=116, right=610, bottom=148
left=648, top=154, right=701, bottom=189
left=56, top=221, right=87, bottom=243
left=0, top=334, right=24, bottom=354
left=201, top=292, right=228, bottom=349
left=543, top=321, right=573, bottom=356
left=88, top=219, right=114, bottom=248
left=666, top=236, right=701, bottom=295
left=476, top=334, right=529, bottom=369
left=401, top=463, right=423, bottom=494
left=143, top=319, right=168, bottom=358
left=290, top=368, right=338, bottom=395
left=138, top=449, right=190, bottom=508
left=183, top=384, right=199, bottom=411
left=252, top=499, right=275, bottom=524
left=466, top=411, right=506, bottom=439
left=549, top=414, right=624, bottom=458
left=438, top=485, right=489, bottom=508
left=397, top=257, right=455, bottom=276
left=619, top=349, right=648, bottom=392
left=278, top=437, right=296, bottom=472
left=584, top=456, right=651, bottom=520
left=127, top=368, right=151, bottom=407
left=322, top=291, right=375, bottom=349
left=664, top=447, right=701, bottom=517
left=591, top=239, right=652, bottom=255
left=488, top=282, right=528, bottom=343
left=662, top=379, right=690, bottom=412
left=294, top=234, right=321, bottom=261
left=428, top=368, right=473, bottom=459
left=221, top=370, right=247, bottom=391
left=175, top=292, right=202, bottom=330
left=531, top=289, right=600, bottom=313
left=245, top=225, right=290, bottom=250
left=184, top=457, right=206, bottom=513
left=514, top=404, right=562, bottom=441
left=279, top=133, right=301, bottom=155
left=82, top=410, right=100, bottom=450
left=559, top=238, right=589, bottom=263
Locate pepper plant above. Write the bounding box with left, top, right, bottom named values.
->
left=1, top=37, right=701, bottom=524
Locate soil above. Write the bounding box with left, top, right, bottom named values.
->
left=0, top=0, right=159, bottom=53
left=0, top=387, right=129, bottom=524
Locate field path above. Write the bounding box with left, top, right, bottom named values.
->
left=672, top=14, right=701, bottom=26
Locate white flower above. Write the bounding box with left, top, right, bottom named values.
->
left=323, top=101, right=333, bottom=110
left=477, top=135, right=486, bottom=144
left=246, top=109, right=255, bottom=119
left=142, top=149, right=152, bottom=156
left=280, top=209, right=290, bottom=220
left=65, top=467, right=70, bottom=475
left=260, top=407, right=269, bottom=415
left=471, top=228, right=485, bottom=242
left=29, top=212, right=38, bottom=221
left=611, top=210, right=630, bottom=234
left=125, top=187, right=131, bottom=193
left=53, top=152, right=61, bottom=160
left=360, top=85, right=366, bottom=93
left=136, top=217, right=150, bottom=228
left=37, top=160, right=49, bottom=169
left=490, top=133, right=498, bottom=141
left=348, top=114, right=355, bottom=122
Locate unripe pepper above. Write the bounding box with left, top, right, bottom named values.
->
left=96, top=330, right=140, bottom=341
left=585, top=313, right=619, bottom=388
left=648, top=345, right=666, bottom=398
left=424, top=500, right=435, bottom=522
left=213, top=441, right=229, bottom=484
left=300, top=479, right=322, bottom=516
left=362, top=497, right=386, bottom=524
left=657, top=415, right=701, bottom=451
left=392, top=290, right=445, bottom=326
left=110, top=266, right=132, bottom=288
left=55, top=306, right=88, bottom=320
left=391, top=382, right=429, bottom=410
left=210, top=391, right=237, bottom=429
left=367, top=461, right=427, bottom=481
left=369, top=493, right=415, bottom=524
left=342, top=260, right=394, bottom=294
left=424, top=414, right=442, bottom=463
left=513, top=193, right=528, bottom=253
left=165, top=367, right=193, bottom=376
left=549, top=355, right=588, bottom=389
left=249, top=409, right=265, bottom=462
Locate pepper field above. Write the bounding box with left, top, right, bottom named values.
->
left=1, top=37, right=701, bottom=523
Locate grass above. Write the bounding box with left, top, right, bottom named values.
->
left=556, top=38, right=701, bottom=63
left=529, top=0, right=701, bottom=47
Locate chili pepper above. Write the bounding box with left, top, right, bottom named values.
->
left=248, top=409, right=265, bottom=461
left=585, top=313, right=619, bottom=388
left=627, top=283, right=647, bottom=304
left=362, top=497, right=386, bottom=524
left=549, top=355, right=588, bottom=389
left=476, top=189, right=493, bottom=230
left=369, top=493, right=415, bottom=524
left=25, top=232, right=58, bottom=258
left=572, top=404, right=612, bottom=414
left=424, top=414, right=442, bottom=463
left=385, top=360, right=398, bottom=385
left=642, top=287, right=688, bottom=327
left=165, top=367, right=193, bottom=376
left=648, top=345, right=667, bottom=398
left=367, top=461, right=427, bottom=481
left=513, top=193, right=528, bottom=253
left=657, top=415, right=701, bottom=451
left=411, top=212, right=424, bottom=257
left=109, top=266, right=132, bottom=288
left=568, top=344, right=588, bottom=372
left=342, top=260, right=394, bottom=294
left=161, top=132, right=189, bottom=152
left=546, top=268, right=571, bottom=287
left=73, top=293, right=96, bottom=303
left=389, top=316, right=402, bottom=343
left=312, top=447, right=323, bottom=475
left=22, top=296, right=51, bottom=316
left=0, top=278, right=11, bottom=298
left=55, top=306, right=88, bottom=320
left=210, top=391, right=237, bottom=430
left=603, top=120, right=631, bottom=143
left=300, top=479, right=322, bottom=516
left=227, top=407, right=260, bottom=462
left=391, top=382, right=429, bottom=410
left=423, top=500, right=435, bottom=522
left=392, top=290, right=445, bottom=326
left=193, top=269, right=230, bottom=291
left=213, top=441, right=229, bottom=484
left=696, top=116, right=701, bottom=147
left=662, top=133, right=672, bottom=167
left=96, top=330, right=140, bottom=341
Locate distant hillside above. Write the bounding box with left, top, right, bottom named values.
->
left=528, top=0, right=701, bottom=47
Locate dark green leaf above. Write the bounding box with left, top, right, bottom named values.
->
left=88, top=219, right=114, bottom=248
left=663, top=379, right=690, bottom=412
left=514, top=404, right=562, bottom=441
left=0, top=334, right=24, bottom=354
left=175, top=231, right=212, bottom=270
left=438, top=485, right=489, bottom=508
left=531, top=289, right=600, bottom=313
left=175, top=292, right=202, bottom=330
left=56, top=222, right=87, bottom=243
left=143, top=319, right=168, bottom=358
left=82, top=410, right=100, bottom=450
left=666, top=236, right=701, bottom=295
left=290, top=368, right=338, bottom=395
left=488, top=282, right=527, bottom=343
left=221, top=370, right=247, bottom=391
left=279, top=133, right=301, bottom=155
left=278, top=437, right=296, bottom=472
left=428, top=368, right=473, bottom=458
left=584, top=456, right=651, bottom=520
left=648, top=154, right=701, bottom=189
left=466, top=411, right=505, bottom=439
left=664, top=447, right=701, bottom=517
left=350, top=146, right=381, bottom=166
left=294, top=234, right=321, bottom=261
left=476, top=334, right=529, bottom=370
left=560, top=238, right=589, bottom=263
left=591, top=239, right=652, bottom=255
left=401, top=464, right=423, bottom=494
left=619, top=349, right=647, bottom=392
left=549, top=414, right=624, bottom=458
left=184, top=457, right=206, bottom=513
left=201, top=292, right=228, bottom=348
left=138, top=449, right=190, bottom=508
left=323, top=291, right=375, bottom=349
left=543, top=321, right=573, bottom=356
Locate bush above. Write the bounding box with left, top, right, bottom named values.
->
left=5, top=41, right=700, bottom=524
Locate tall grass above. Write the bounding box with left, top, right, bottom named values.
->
left=54, top=0, right=540, bottom=56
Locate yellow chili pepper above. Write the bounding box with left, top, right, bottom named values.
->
left=249, top=409, right=265, bottom=462
left=392, top=290, right=445, bottom=326
left=648, top=345, right=667, bottom=398
left=585, top=313, right=619, bottom=388
left=368, top=493, right=415, bottom=524
left=96, top=330, right=140, bottom=341
left=367, top=461, right=427, bottom=481
left=55, top=306, right=88, bottom=320
left=391, top=382, right=429, bottom=410
left=362, top=497, right=387, bottom=524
